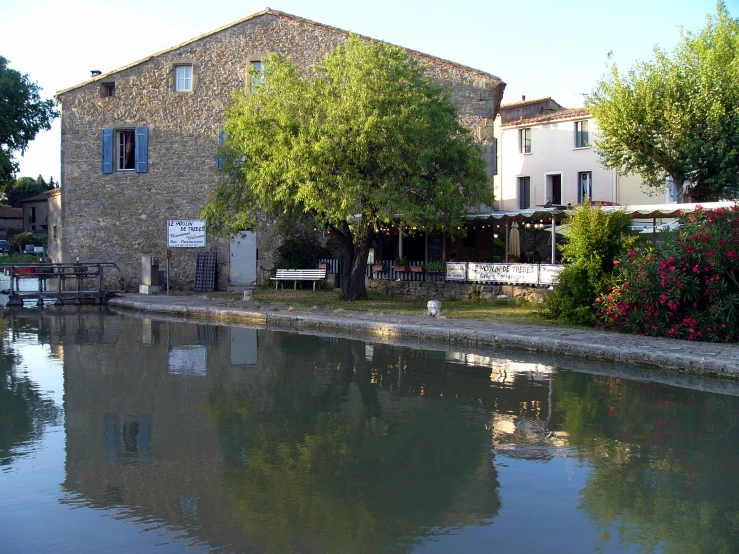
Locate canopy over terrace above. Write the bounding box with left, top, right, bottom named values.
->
left=466, top=201, right=736, bottom=262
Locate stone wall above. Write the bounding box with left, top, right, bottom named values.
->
left=365, top=277, right=549, bottom=303
left=57, top=10, right=505, bottom=290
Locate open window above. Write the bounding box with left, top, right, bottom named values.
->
left=102, top=127, right=148, bottom=173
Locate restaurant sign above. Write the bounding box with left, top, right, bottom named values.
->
left=468, top=263, right=538, bottom=285
left=446, top=262, right=467, bottom=281
left=168, top=220, right=206, bottom=247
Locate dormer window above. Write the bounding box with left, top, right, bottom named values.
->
left=175, top=65, right=193, bottom=92
left=100, top=82, right=115, bottom=98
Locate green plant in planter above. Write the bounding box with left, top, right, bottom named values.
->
left=425, top=261, right=446, bottom=272
left=371, top=260, right=386, bottom=269
left=394, top=257, right=410, bottom=268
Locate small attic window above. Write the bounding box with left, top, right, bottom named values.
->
left=100, top=82, right=115, bottom=98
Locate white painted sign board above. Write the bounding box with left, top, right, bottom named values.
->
left=538, top=264, right=565, bottom=286
left=446, top=262, right=467, bottom=281
left=168, top=220, right=206, bottom=247
left=468, top=263, right=538, bottom=285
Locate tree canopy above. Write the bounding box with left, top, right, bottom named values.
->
left=586, top=2, right=739, bottom=201
left=0, top=56, right=58, bottom=188
left=202, top=35, right=492, bottom=299
left=3, top=174, right=56, bottom=207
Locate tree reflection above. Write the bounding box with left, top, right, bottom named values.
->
left=206, top=336, right=500, bottom=554
left=0, top=342, right=60, bottom=468
left=555, top=372, right=739, bottom=553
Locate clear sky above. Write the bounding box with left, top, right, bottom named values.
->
left=1, top=0, right=735, bottom=182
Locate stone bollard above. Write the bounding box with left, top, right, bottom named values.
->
left=243, top=288, right=254, bottom=301
left=427, top=299, right=442, bottom=317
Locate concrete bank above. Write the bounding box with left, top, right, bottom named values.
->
left=107, top=294, right=739, bottom=376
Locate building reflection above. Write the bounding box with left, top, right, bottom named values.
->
left=16, top=309, right=521, bottom=552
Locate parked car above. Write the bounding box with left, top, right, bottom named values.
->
left=0, top=240, right=8, bottom=253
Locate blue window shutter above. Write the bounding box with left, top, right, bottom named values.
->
left=217, top=126, right=226, bottom=169
left=135, top=126, right=148, bottom=173
left=102, top=129, right=113, bottom=174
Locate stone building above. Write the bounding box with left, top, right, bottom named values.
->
left=56, top=9, right=505, bottom=290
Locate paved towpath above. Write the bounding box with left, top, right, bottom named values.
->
left=107, top=293, right=739, bottom=375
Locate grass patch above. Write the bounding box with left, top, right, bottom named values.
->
left=247, top=289, right=555, bottom=326
left=0, top=254, right=44, bottom=265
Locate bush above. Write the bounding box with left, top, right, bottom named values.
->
left=275, top=235, right=331, bottom=270
left=546, top=203, right=637, bottom=323
left=544, top=263, right=598, bottom=325
left=597, top=205, right=739, bottom=342
left=9, top=231, right=43, bottom=254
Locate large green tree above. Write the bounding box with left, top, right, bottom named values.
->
left=202, top=35, right=492, bottom=299
left=586, top=2, right=739, bottom=202
left=0, top=56, right=58, bottom=188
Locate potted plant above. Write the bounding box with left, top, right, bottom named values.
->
left=425, top=261, right=446, bottom=274
left=410, top=264, right=424, bottom=273
left=318, top=262, right=328, bottom=269
left=371, top=260, right=386, bottom=271
left=394, top=257, right=409, bottom=272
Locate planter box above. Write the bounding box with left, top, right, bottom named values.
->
left=394, top=266, right=408, bottom=272
left=426, top=269, right=441, bottom=274
left=410, top=266, right=424, bottom=273
left=318, top=263, right=328, bottom=269
left=371, top=265, right=385, bottom=271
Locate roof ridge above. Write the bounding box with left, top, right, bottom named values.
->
left=502, top=106, right=590, bottom=127
left=57, top=8, right=502, bottom=97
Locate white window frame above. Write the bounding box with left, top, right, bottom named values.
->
left=249, top=60, right=264, bottom=91
left=575, top=120, right=589, bottom=148
left=175, top=65, right=193, bottom=92
left=578, top=171, right=593, bottom=202
left=519, top=128, right=532, bottom=154
left=116, top=129, right=136, bottom=171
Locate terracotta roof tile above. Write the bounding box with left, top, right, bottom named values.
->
left=502, top=107, right=590, bottom=128
left=0, top=207, right=23, bottom=219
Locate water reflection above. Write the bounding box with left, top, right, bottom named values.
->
left=0, top=317, right=62, bottom=469
left=0, top=308, right=738, bottom=553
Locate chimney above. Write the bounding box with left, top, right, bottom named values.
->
left=90, top=70, right=102, bottom=77
left=522, top=95, right=526, bottom=101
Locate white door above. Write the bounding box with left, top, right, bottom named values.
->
left=230, top=231, right=257, bottom=285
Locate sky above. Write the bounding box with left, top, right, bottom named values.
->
left=1, top=0, right=735, bottom=183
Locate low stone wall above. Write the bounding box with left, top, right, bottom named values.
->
left=365, top=277, right=548, bottom=303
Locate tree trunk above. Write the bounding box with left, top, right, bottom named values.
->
left=340, top=233, right=372, bottom=300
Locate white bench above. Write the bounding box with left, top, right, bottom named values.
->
left=270, top=268, right=327, bottom=291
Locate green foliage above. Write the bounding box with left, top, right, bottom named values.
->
left=0, top=56, right=58, bottom=187
left=203, top=35, right=492, bottom=299
left=394, top=256, right=409, bottom=267
left=424, top=261, right=445, bottom=272
left=545, top=264, right=598, bottom=325
left=546, top=203, right=636, bottom=324
left=587, top=2, right=739, bottom=201
left=9, top=231, right=42, bottom=254
left=598, top=204, right=739, bottom=342
left=4, top=174, right=54, bottom=207
left=274, top=235, right=331, bottom=270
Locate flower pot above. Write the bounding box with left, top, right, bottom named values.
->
left=318, top=263, right=328, bottom=269
left=426, top=269, right=440, bottom=274
left=394, top=266, right=408, bottom=272
left=411, top=266, right=424, bottom=273
left=371, top=265, right=385, bottom=271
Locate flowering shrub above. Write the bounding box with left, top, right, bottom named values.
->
left=597, top=204, right=739, bottom=342
left=546, top=202, right=636, bottom=325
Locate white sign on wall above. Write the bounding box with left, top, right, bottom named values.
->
left=468, top=263, right=538, bottom=285
left=446, top=262, right=467, bottom=281
left=168, top=220, right=206, bottom=247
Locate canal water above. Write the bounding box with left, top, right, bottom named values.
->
left=1, top=308, right=738, bottom=554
